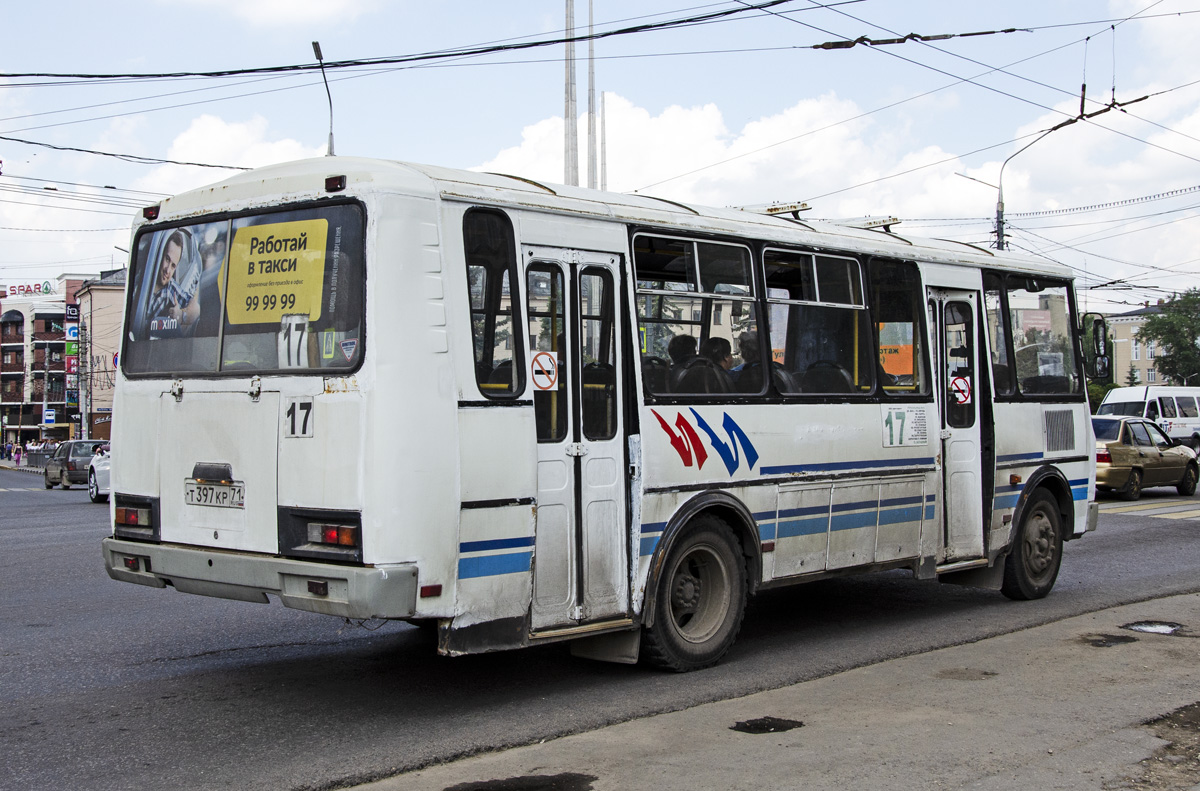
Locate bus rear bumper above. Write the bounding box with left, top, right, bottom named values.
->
left=101, top=538, right=418, bottom=620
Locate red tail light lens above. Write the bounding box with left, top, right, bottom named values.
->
left=308, top=523, right=359, bottom=547
left=1096, top=450, right=1112, bottom=464
left=115, top=507, right=151, bottom=526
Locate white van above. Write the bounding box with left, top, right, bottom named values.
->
left=1098, top=386, right=1200, bottom=449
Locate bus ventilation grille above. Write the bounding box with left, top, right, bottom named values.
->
left=1045, top=410, right=1075, bottom=452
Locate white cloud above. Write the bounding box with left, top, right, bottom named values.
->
left=133, top=114, right=324, bottom=195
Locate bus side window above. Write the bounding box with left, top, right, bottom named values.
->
left=632, top=234, right=758, bottom=397
left=1160, top=397, right=1178, bottom=419
left=463, top=209, right=524, bottom=398
left=1146, top=400, right=1159, bottom=421
left=983, top=272, right=1014, bottom=397
left=869, top=259, right=929, bottom=396
left=763, top=249, right=873, bottom=395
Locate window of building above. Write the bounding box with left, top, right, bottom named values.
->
left=1132, top=339, right=1140, bottom=361
left=1147, top=368, right=1157, bottom=382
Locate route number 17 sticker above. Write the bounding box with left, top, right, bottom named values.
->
left=284, top=397, right=314, bottom=438
left=882, top=405, right=929, bottom=448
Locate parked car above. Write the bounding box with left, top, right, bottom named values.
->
left=89, top=444, right=111, bottom=503
left=44, top=440, right=107, bottom=490
left=1092, top=416, right=1199, bottom=500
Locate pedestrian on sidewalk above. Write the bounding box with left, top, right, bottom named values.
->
left=14, top=443, right=21, bottom=466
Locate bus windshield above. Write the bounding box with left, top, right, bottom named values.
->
left=122, top=202, right=364, bottom=376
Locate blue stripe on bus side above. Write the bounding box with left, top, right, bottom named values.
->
left=998, top=452, right=1043, bottom=462
left=458, top=551, right=533, bottom=579
left=459, top=536, right=535, bottom=553
left=642, top=494, right=940, bottom=556
left=760, top=457, right=935, bottom=476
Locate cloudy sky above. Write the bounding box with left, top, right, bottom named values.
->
left=3, top=0, right=1199, bottom=311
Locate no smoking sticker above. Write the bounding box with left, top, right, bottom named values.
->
left=531, top=351, right=559, bottom=391
left=950, top=376, right=972, bottom=405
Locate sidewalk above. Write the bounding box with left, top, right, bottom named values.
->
left=359, top=593, right=1200, bottom=791
left=0, top=459, right=42, bottom=474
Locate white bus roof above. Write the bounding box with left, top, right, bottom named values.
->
left=151, top=156, right=1073, bottom=279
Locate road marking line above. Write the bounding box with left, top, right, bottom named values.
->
left=1100, top=501, right=1191, bottom=513
left=1152, top=509, right=1200, bottom=520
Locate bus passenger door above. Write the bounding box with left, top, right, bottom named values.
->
left=931, top=289, right=986, bottom=561
left=525, top=248, right=629, bottom=631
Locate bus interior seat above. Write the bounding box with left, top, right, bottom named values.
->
left=801, top=361, right=855, bottom=393
left=675, top=357, right=734, bottom=394
left=736, top=362, right=798, bottom=395
left=641, top=356, right=670, bottom=394
left=488, top=359, right=515, bottom=388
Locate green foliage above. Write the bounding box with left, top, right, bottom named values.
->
left=1087, top=381, right=1117, bottom=413
left=1136, top=290, right=1200, bottom=385
left=1126, top=362, right=1140, bottom=387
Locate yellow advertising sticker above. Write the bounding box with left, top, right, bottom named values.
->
left=226, top=219, right=328, bottom=325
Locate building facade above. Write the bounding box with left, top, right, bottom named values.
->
left=0, top=275, right=88, bottom=445
left=74, top=269, right=127, bottom=439
left=1108, top=304, right=1166, bottom=386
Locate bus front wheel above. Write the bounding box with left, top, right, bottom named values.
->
left=641, top=515, right=746, bottom=672
left=1001, top=489, right=1063, bottom=601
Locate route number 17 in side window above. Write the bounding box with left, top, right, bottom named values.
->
left=285, top=397, right=314, bottom=438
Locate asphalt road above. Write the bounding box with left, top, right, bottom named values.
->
left=3, top=466, right=1200, bottom=791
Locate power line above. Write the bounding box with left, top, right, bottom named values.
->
left=0, top=1, right=813, bottom=80
left=0, top=134, right=248, bottom=170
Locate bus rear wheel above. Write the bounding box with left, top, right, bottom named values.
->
left=1001, top=489, right=1063, bottom=601
left=641, top=515, right=746, bottom=672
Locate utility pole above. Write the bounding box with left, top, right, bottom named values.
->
left=79, top=322, right=90, bottom=440
left=563, top=0, right=579, bottom=186
left=586, top=0, right=597, bottom=189
left=39, top=340, right=47, bottom=441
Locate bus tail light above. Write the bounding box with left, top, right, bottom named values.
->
left=113, top=495, right=160, bottom=543
left=1096, top=450, right=1112, bottom=464
left=116, top=506, right=151, bottom=527
left=308, top=522, right=359, bottom=548
left=278, top=508, right=363, bottom=564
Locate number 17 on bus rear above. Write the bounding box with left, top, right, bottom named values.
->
left=102, top=157, right=1109, bottom=671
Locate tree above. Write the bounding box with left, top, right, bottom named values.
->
left=1126, top=362, right=1140, bottom=387
left=1135, top=290, right=1200, bottom=385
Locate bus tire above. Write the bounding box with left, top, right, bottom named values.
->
left=1178, top=463, right=1198, bottom=497
left=1001, top=489, right=1063, bottom=601
left=641, top=515, right=746, bottom=672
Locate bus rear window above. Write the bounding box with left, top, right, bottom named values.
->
left=122, top=203, right=364, bottom=376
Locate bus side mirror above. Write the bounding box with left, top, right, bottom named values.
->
left=1082, top=313, right=1109, bottom=380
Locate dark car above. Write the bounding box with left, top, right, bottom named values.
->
left=44, top=440, right=107, bottom=490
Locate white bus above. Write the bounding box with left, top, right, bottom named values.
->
left=102, top=157, right=1106, bottom=671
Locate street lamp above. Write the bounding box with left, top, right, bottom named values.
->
left=995, top=116, right=1082, bottom=250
